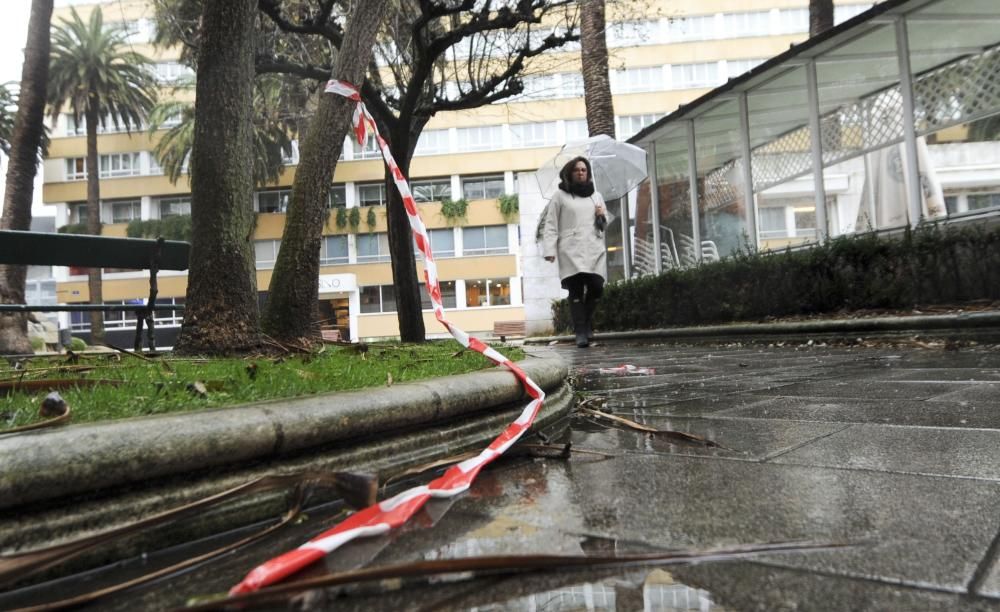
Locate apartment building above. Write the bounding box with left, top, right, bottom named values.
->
left=43, top=0, right=873, bottom=343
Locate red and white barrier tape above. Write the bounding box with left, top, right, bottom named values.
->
left=230, top=80, right=546, bottom=595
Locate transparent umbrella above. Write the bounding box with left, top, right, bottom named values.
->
left=535, top=134, right=648, bottom=201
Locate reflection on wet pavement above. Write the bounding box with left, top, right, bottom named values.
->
left=4, top=341, right=1000, bottom=610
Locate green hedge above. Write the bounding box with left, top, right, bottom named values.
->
left=553, top=224, right=1000, bottom=332
left=126, top=215, right=193, bottom=242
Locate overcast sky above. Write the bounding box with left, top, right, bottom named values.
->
left=0, top=2, right=49, bottom=218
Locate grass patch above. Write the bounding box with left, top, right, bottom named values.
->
left=0, top=341, right=524, bottom=429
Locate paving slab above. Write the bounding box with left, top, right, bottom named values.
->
left=745, top=379, right=968, bottom=400
left=570, top=414, right=847, bottom=461
left=438, top=454, right=1000, bottom=593
left=770, top=423, right=1000, bottom=480
left=713, top=395, right=1000, bottom=429
left=671, top=560, right=1000, bottom=611
left=928, top=384, right=1000, bottom=405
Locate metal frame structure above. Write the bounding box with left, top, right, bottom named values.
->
left=631, top=0, right=1000, bottom=273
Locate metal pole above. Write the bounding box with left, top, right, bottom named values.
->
left=895, top=16, right=923, bottom=228
left=738, top=92, right=758, bottom=249
left=619, top=196, right=632, bottom=279
left=647, top=141, right=663, bottom=274
left=806, top=60, right=829, bottom=242
left=686, top=120, right=701, bottom=263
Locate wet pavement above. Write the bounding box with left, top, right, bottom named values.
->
left=4, top=340, right=1000, bottom=610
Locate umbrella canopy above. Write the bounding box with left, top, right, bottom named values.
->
left=535, top=134, right=648, bottom=201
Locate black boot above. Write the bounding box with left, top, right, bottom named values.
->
left=584, top=297, right=598, bottom=341
left=569, top=299, right=589, bottom=348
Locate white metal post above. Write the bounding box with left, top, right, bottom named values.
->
left=647, top=141, right=663, bottom=274
left=686, top=120, right=701, bottom=261
left=806, top=60, right=829, bottom=242
left=895, top=16, right=923, bottom=228
left=738, top=92, right=758, bottom=249
left=619, top=196, right=632, bottom=279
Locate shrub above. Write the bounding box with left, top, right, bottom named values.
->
left=440, top=198, right=469, bottom=225
left=498, top=194, right=519, bottom=221
left=68, top=337, right=87, bottom=351
left=30, top=336, right=44, bottom=352
left=126, top=215, right=193, bottom=241
left=554, top=224, right=1000, bottom=332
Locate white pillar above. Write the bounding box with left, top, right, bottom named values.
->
left=738, top=92, right=759, bottom=248
left=686, top=120, right=701, bottom=260
left=895, top=16, right=923, bottom=228
left=806, top=60, right=829, bottom=241
left=647, top=141, right=663, bottom=274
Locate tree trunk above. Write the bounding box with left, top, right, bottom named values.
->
left=384, top=120, right=427, bottom=343
left=809, top=0, right=835, bottom=37
left=580, top=0, right=615, bottom=138
left=0, top=0, right=52, bottom=355
left=262, top=0, right=389, bottom=343
left=84, top=105, right=105, bottom=343
left=173, top=0, right=260, bottom=355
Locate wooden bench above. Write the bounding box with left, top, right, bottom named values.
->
left=0, top=230, right=191, bottom=351
left=492, top=319, right=526, bottom=341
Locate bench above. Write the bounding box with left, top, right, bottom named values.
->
left=492, top=319, right=526, bottom=341
left=0, top=230, right=191, bottom=351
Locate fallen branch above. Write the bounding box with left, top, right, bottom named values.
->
left=578, top=407, right=734, bottom=451
left=182, top=540, right=853, bottom=610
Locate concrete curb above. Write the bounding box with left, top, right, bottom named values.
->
left=0, top=356, right=572, bottom=556
left=526, top=311, right=1000, bottom=345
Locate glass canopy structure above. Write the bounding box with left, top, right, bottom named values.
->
left=628, top=0, right=1000, bottom=276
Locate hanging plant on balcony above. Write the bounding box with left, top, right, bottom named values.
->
left=348, top=206, right=361, bottom=231
left=366, top=206, right=377, bottom=231
left=497, top=194, right=519, bottom=222
left=125, top=215, right=193, bottom=241
left=335, top=206, right=347, bottom=229
left=440, top=197, right=469, bottom=226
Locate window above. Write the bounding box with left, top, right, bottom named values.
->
left=411, top=178, right=452, bottom=203
left=158, top=196, right=191, bottom=218
left=353, top=137, right=382, bottom=159
left=464, top=278, right=511, bottom=307
left=65, top=115, right=86, bottom=136
left=414, top=228, right=456, bottom=258
left=110, top=199, right=141, bottom=223
left=727, top=58, right=766, bottom=79
left=945, top=195, right=959, bottom=215
left=69, top=202, right=88, bottom=224
left=723, top=11, right=771, bottom=38
left=66, top=158, right=87, bottom=180
left=414, top=129, right=450, bottom=156
left=607, top=20, right=661, bottom=47
left=463, top=225, right=509, bottom=255
left=967, top=193, right=1000, bottom=211
left=357, top=183, right=388, bottom=207
left=671, top=62, right=721, bottom=89
left=254, top=239, right=281, bottom=268
left=455, top=125, right=503, bottom=152
left=65, top=113, right=137, bottom=136
left=152, top=297, right=185, bottom=327
left=758, top=207, right=787, bottom=238
left=618, top=114, right=662, bottom=140
left=461, top=175, right=505, bottom=200
left=560, top=72, right=585, bottom=97
left=611, top=66, right=665, bottom=94
left=835, top=4, right=873, bottom=24
left=777, top=8, right=809, bottom=34
left=360, top=285, right=396, bottom=313
left=516, top=74, right=557, bottom=100
left=328, top=184, right=347, bottom=209
left=99, top=152, right=142, bottom=178
left=666, top=14, right=714, bottom=42
left=419, top=280, right=457, bottom=309
left=320, top=235, right=349, bottom=265
left=510, top=122, right=558, bottom=148
left=793, top=208, right=817, bottom=238
left=356, top=233, right=391, bottom=262
left=564, top=119, right=589, bottom=143
left=258, top=189, right=291, bottom=213
left=154, top=61, right=193, bottom=83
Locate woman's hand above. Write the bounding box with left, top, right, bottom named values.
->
left=595, top=202, right=606, bottom=217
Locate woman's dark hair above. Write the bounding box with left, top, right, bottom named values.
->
left=558, top=156, right=595, bottom=197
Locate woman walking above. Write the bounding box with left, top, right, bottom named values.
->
left=541, top=156, right=610, bottom=348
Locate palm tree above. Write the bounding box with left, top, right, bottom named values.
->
left=0, top=0, right=52, bottom=356
left=809, top=0, right=834, bottom=37
left=147, top=75, right=299, bottom=188
left=580, top=0, right=615, bottom=138
left=47, top=7, right=157, bottom=343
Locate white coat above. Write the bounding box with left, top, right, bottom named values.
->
left=541, top=188, right=611, bottom=282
